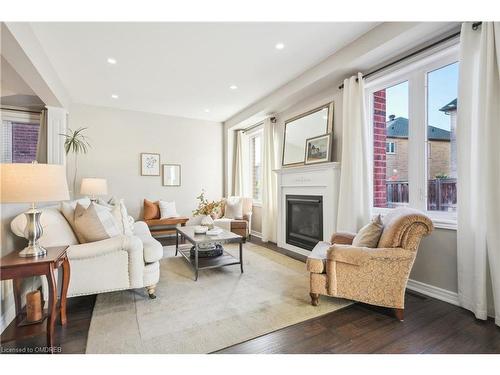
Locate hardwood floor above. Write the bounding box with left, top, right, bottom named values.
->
left=216, top=291, right=500, bottom=354
left=0, top=295, right=96, bottom=354
left=2, top=239, right=499, bottom=354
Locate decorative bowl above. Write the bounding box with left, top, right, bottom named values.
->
left=194, top=225, right=208, bottom=234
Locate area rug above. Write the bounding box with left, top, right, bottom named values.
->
left=85, top=242, right=351, bottom=353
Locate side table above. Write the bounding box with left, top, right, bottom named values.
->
left=0, top=246, right=70, bottom=352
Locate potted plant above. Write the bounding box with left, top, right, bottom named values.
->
left=192, top=190, right=223, bottom=228
left=60, top=127, right=91, bottom=197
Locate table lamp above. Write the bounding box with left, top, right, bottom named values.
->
left=0, top=163, right=70, bottom=257
left=80, top=178, right=107, bottom=202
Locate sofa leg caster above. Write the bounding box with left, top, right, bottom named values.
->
left=310, top=293, right=320, bottom=306
left=394, top=308, right=404, bottom=321
left=146, top=285, right=156, bottom=299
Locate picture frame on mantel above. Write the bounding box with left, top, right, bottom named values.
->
left=305, top=133, right=332, bottom=165
left=140, top=153, right=160, bottom=176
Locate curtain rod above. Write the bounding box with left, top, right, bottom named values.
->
left=0, top=107, right=43, bottom=115
left=338, top=22, right=482, bottom=90
left=241, top=122, right=263, bottom=133
left=241, top=116, right=277, bottom=133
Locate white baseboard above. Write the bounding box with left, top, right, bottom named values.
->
left=250, top=230, right=262, bottom=239
left=406, top=279, right=459, bottom=306
left=0, top=303, right=16, bottom=334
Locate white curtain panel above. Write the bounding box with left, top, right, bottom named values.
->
left=261, top=118, right=279, bottom=242
left=233, top=130, right=248, bottom=196
left=457, top=22, right=500, bottom=326
left=336, top=73, right=372, bottom=233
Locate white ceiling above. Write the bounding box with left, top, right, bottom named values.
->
left=30, top=22, right=378, bottom=122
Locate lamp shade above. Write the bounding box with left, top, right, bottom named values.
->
left=0, top=163, right=70, bottom=203
left=80, top=178, right=107, bottom=196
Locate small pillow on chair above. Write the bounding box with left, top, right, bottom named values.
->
left=352, top=214, right=384, bottom=248
left=159, top=200, right=179, bottom=219
left=224, top=197, right=243, bottom=219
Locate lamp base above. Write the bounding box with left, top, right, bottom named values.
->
left=21, top=206, right=46, bottom=258
left=19, top=244, right=47, bottom=258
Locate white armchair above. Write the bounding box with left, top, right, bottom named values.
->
left=10, top=205, right=162, bottom=299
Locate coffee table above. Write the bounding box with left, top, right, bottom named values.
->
left=175, top=226, right=244, bottom=281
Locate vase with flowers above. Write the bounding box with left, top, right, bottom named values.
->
left=192, top=190, right=223, bottom=228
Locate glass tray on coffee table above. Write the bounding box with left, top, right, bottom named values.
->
left=175, top=226, right=244, bottom=281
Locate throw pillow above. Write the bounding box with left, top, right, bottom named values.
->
left=224, top=196, right=243, bottom=220
left=144, top=199, right=160, bottom=220
left=352, top=214, right=384, bottom=248
left=159, top=200, right=179, bottom=219
left=60, top=197, right=91, bottom=243
left=74, top=202, right=121, bottom=243
left=110, top=199, right=134, bottom=236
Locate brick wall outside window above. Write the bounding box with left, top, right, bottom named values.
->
left=373, top=90, right=387, bottom=207
left=12, top=122, right=39, bottom=163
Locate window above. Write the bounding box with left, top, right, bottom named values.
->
left=372, top=80, right=409, bottom=209
left=386, top=141, right=396, bottom=154
left=249, top=130, right=263, bottom=202
left=426, top=62, right=458, bottom=212
left=1, top=110, right=41, bottom=163
left=367, top=45, right=459, bottom=224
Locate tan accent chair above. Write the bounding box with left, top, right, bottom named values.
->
left=306, top=208, right=433, bottom=320
left=213, top=197, right=253, bottom=240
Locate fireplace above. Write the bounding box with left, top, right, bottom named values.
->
left=286, top=195, right=323, bottom=250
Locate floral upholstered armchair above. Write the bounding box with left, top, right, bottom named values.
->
left=306, top=208, right=433, bottom=320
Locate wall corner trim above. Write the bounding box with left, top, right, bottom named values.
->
left=406, top=279, right=459, bottom=306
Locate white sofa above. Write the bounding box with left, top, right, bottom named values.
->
left=11, top=205, right=163, bottom=299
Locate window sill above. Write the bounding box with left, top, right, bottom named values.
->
left=372, top=207, right=457, bottom=231
left=252, top=201, right=262, bottom=208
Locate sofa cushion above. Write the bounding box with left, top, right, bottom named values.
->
left=144, top=199, right=160, bottom=220
left=60, top=197, right=91, bottom=243
left=109, top=199, right=134, bottom=236
left=11, top=206, right=79, bottom=247
left=74, top=202, right=121, bottom=243
left=352, top=214, right=383, bottom=248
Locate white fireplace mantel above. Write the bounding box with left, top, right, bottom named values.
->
left=274, top=162, right=341, bottom=256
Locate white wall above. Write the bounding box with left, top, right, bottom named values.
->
left=67, top=104, right=224, bottom=219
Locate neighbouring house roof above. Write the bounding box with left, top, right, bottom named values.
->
left=386, top=116, right=451, bottom=141
left=439, top=98, right=457, bottom=113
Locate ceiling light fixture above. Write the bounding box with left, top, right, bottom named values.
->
left=107, top=57, right=117, bottom=64
left=111, top=94, right=119, bottom=99
left=204, top=109, right=210, bottom=113
left=229, top=85, right=238, bottom=90
left=275, top=42, right=285, bottom=50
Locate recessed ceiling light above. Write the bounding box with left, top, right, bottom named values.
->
left=107, top=57, right=117, bottom=64
left=111, top=94, right=119, bottom=99
left=275, top=43, right=285, bottom=50
left=204, top=109, right=210, bottom=113
left=229, top=85, right=238, bottom=90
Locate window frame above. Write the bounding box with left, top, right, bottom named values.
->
left=365, top=44, right=459, bottom=229
left=247, top=126, right=264, bottom=206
